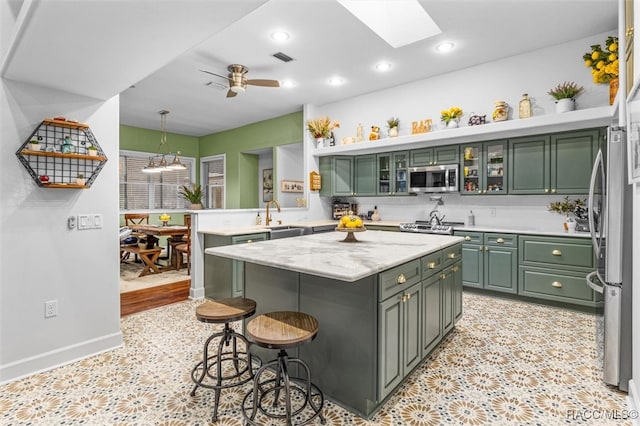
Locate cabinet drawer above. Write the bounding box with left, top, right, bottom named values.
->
left=421, top=250, right=443, bottom=278
left=453, top=231, right=482, bottom=245
left=442, top=243, right=462, bottom=268
left=231, top=233, right=268, bottom=245
left=519, top=267, right=594, bottom=304
left=379, top=259, right=421, bottom=301
left=520, top=237, right=593, bottom=269
left=485, top=233, right=517, bottom=247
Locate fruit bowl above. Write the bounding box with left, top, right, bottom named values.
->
left=335, top=226, right=366, bottom=242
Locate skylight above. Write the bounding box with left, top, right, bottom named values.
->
left=337, top=0, right=441, bottom=48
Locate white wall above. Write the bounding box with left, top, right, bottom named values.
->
left=277, top=142, right=304, bottom=208
left=0, top=82, right=122, bottom=382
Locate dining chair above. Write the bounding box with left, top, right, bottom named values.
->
left=123, top=213, right=150, bottom=262
left=175, top=215, right=191, bottom=275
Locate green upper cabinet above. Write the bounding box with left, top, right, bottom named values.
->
left=320, top=156, right=354, bottom=197
left=377, top=151, right=409, bottom=195
left=410, top=146, right=459, bottom=166
left=461, top=140, right=507, bottom=195
left=508, top=129, right=600, bottom=195
left=354, top=154, right=377, bottom=196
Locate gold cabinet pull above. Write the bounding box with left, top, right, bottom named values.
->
left=452, top=266, right=459, bottom=272
left=448, top=252, right=456, bottom=259
left=544, top=188, right=549, bottom=193
left=496, top=238, right=504, bottom=244
left=479, top=247, right=483, bottom=252
left=485, top=246, right=489, bottom=251
left=552, top=249, right=562, bottom=256
left=401, top=294, right=407, bottom=302
left=440, top=273, right=446, bottom=279
left=427, top=261, right=436, bottom=269
left=247, top=239, right=253, bottom=243
left=552, top=281, right=563, bottom=288
left=397, top=273, right=407, bottom=284
left=551, top=189, right=556, bottom=194
left=464, top=236, right=471, bottom=241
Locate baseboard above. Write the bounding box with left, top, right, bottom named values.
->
left=190, top=285, right=205, bottom=299
left=629, top=379, right=640, bottom=426
left=0, top=331, right=123, bottom=384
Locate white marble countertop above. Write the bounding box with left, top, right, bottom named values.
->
left=452, top=225, right=590, bottom=238
left=205, top=230, right=463, bottom=282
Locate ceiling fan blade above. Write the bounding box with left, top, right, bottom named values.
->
left=199, top=69, right=229, bottom=81
left=226, top=89, right=237, bottom=98
left=246, top=79, right=280, bottom=88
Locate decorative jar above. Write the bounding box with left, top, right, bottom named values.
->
left=492, top=101, right=509, bottom=122
left=445, top=119, right=460, bottom=129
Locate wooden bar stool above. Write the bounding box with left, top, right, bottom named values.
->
left=191, top=298, right=259, bottom=422
left=241, top=311, right=325, bottom=426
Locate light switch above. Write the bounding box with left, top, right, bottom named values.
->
left=93, top=214, right=102, bottom=229
left=78, top=214, right=89, bottom=230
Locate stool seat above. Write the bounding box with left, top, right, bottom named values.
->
left=195, top=298, right=256, bottom=323
left=246, top=311, right=318, bottom=349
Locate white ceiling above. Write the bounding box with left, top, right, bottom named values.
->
left=4, top=0, right=618, bottom=137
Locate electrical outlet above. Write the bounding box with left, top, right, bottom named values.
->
left=44, top=300, right=58, bottom=318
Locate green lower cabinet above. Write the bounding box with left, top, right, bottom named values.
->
left=453, top=261, right=463, bottom=322
left=441, top=267, right=454, bottom=335
left=421, top=274, right=441, bottom=357
left=378, top=282, right=422, bottom=401
left=456, top=232, right=517, bottom=294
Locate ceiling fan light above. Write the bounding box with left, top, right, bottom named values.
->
left=281, top=79, right=295, bottom=88
left=230, top=85, right=246, bottom=93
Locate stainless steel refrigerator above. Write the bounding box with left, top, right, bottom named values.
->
left=586, top=126, right=633, bottom=391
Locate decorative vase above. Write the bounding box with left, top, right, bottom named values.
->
left=29, top=142, right=41, bottom=151
left=555, top=98, right=575, bottom=113
left=315, top=137, right=325, bottom=148
left=388, top=127, right=399, bottom=137
left=190, top=203, right=203, bottom=210
left=492, top=101, right=509, bottom=122
left=446, top=119, right=459, bottom=129
left=609, top=77, right=619, bottom=105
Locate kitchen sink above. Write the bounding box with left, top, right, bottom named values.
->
left=267, top=226, right=307, bottom=239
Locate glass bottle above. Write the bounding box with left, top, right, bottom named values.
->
left=356, top=123, right=364, bottom=142
left=519, top=93, right=532, bottom=119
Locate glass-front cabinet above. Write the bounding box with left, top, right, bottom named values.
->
left=461, top=140, right=507, bottom=195
left=377, top=151, right=409, bottom=195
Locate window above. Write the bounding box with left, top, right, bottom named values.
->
left=201, top=155, right=225, bottom=209
left=119, top=151, right=195, bottom=210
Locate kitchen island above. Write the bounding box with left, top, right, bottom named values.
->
left=205, top=230, right=463, bottom=418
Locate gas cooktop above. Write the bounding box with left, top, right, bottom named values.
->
left=399, top=221, right=464, bottom=235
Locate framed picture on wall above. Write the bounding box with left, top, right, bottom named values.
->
left=263, top=169, right=273, bottom=202
left=281, top=180, right=304, bottom=193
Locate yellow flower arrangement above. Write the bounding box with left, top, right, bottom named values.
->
left=583, top=36, right=619, bottom=84
left=440, top=106, right=463, bottom=123
left=306, top=117, right=340, bottom=139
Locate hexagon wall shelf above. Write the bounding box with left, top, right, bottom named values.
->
left=16, top=118, right=108, bottom=188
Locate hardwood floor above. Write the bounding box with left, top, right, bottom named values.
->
left=120, top=279, right=191, bottom=316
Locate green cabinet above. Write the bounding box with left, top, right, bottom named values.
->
left=410, top=146, right=460, bottom=166
left=455, top=231, right=517, bottom=294
left=461, top=140, right=507, bottom=195
left=319, top=156, right=353, bottom=197
left=378, top=282, right=421, bottom=400
left=518, top=235, right=597, bottom=306
left=354, top=154, right=377, bottom=196
left=421, top=273, right=441, bottom=356
left=508, top=129, right=600, bottom=195
left=204, top=232, right=269, bottom=299
left=377, top=151, right=409, bottom=195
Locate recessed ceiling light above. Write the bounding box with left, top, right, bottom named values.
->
left=375, top=62, right=392, bottom=72
left=328, top=77, right=344, bottom=86
left=271, top=31, right=290, bottom=41
left=435, top=41, right=455, bottom=53
left=281, top=80, right=296, bottom=88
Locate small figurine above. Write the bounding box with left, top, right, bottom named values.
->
left=369, top=126, right=380, bottom=140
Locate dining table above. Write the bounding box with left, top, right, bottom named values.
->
left=129, top=224, right=189, bottom=271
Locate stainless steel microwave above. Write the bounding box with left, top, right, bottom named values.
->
left=408, top=164, right=459, bottom=193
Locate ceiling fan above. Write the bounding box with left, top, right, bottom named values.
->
left=200, top=64, right=280, bottom=98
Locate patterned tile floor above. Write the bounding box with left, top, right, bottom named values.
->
left=1, top=293, right=631, bottom=425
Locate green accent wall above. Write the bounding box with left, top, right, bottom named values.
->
left=199, top=111, right=303, bottom=209
left=119, top=111, right=303, bottom=209
left=120, top=124, right=201, bottom=179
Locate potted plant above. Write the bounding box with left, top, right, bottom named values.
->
left=548, top=196, right=585, bottom=232
left=76, top=173, right=85, bottom=186
left=180, top=183, right=203, bottom=209
left=87, top=145, right=98, bottom=156
left=28, top=139, right=40, bottom=151
left=583, top=36, right=619, bottom=104
left=440, top=106, right=463, bottom=128
left=306, top=116, right=340, bottom=148
left=547, top=81, right=584, bottom=113
left=386, top=117, right=400, bottom=137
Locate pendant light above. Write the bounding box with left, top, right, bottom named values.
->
left=142, top=110, right=186, bottom=173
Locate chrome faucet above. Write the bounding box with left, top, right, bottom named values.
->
left=265, top=199, right=281, bottom=226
